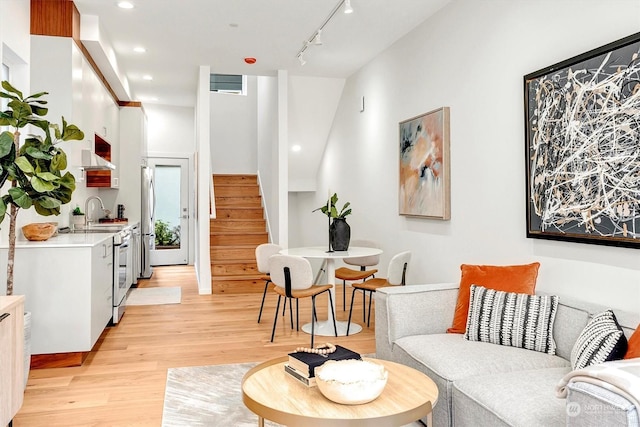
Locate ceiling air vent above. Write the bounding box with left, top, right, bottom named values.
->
left=210, top=74, right=245, bottom=95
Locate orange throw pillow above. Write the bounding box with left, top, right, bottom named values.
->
left=447, top=262, right=541, bottom=334
left=624, top=324, right=640, bottom=359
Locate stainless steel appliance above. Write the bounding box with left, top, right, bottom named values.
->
left=113, top=227, right=133, bottom=324
left=130, top=223, right=141, bottom=285
left=140, top=165, right=155, bottom=279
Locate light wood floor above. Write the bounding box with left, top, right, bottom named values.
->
left=14, top=266, right=377, bottom=426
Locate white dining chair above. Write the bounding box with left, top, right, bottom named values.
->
left=346, top=251, right=411, bottom=335
left=269, top=255, right=337, bottom=347
left=334, top=239, right=380, bottom=310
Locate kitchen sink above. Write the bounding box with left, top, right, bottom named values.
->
left=60, top=223, right=129, bottom=234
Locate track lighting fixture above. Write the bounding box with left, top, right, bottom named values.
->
left=295, top=0, right=354, bottom=65
left=344, top=0, right=353, bottom=14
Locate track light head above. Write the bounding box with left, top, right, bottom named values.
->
left=298, top=54, right=306, bottom=66
left=344, top=0, right=353, bottom=14
left=314, top=30, right=323, bottom=45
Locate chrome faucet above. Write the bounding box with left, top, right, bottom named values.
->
left=85, top=196, right=106, bottom=226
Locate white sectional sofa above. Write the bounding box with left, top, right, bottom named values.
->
left=375, top=283, right=640, bottom=427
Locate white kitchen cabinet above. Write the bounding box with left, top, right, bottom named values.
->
left=91, top=239, right=114, bottom=341
left=118, top=105, right=147, bottom=224
left=31, top=35, right=120, bottom=189
left=0, top=234, right=114, bottom=356
left=0, top=296, right=24, bottom=426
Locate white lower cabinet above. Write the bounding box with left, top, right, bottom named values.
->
left=0, top=296, right=24, bottom=425
left=0, top=234, right=114, bottom=355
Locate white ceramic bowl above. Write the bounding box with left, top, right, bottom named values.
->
left=315, top=359, right=388, bottom=405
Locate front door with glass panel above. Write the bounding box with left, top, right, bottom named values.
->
left=149, top=157, right=189, bottom=266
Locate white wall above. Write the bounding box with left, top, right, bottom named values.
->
left=295, top=0, right=640, bottom=313
left=1, top=0, right=30, bottom=93
left=288, top=76, right=345, bottom=191
left=210, top=76, right=257, bottom=174
left=195, top=66, right=212, bottom=294
left=257, top=76, right=279, bottom=243
left=146, top=104, right=195, bottom=154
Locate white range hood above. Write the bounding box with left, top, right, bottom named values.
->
left=81, top=149, right=115, bottom=171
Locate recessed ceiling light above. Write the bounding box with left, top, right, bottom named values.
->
left=292, top=145, right=301, bottom=152
left=142, top=75, right=153, bottom=81
left=133, top=47, right=146, bottom=53
left=117, top=1, right=134, bottom=9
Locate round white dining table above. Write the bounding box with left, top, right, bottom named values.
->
left=279, top=246, right=383, bottom=336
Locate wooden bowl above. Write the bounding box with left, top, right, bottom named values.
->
left=315, top=359, right=388, bottom=405
left=22, top=223, right=57, bottom=241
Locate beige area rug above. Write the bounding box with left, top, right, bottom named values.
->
left=126, top=287, right=181, bottom=306
left=161, top=361, right=427, bottom=427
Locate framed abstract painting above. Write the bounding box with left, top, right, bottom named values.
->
left=399, top=107, right=451, bottom=219
left=525, top=32, right=640, bottom=248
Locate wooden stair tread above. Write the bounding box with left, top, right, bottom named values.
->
left=211, top=274, right=264, bottom=282
left=215, top=206, right=263, bottom=210
left=211, top=219, right=265, bottom=224
left=210, top=231, right=267, bottom=235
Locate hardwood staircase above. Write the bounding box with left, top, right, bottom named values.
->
left=210, top=174, right=269, bottom=294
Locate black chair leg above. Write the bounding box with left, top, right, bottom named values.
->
left=346, top=287, right=358, bottom=336
left=367, top=291, right=374, bottom=327
left=270, top=295, right=282, bottom=342
left=363, top=288, right=367, bottom=322
left=296, top=299, right=299, bottom=330
left=311, top=296, right=317, bottom=348
left=342, top=279, right=346, bottom=311
left=282, top=297, right=287, bottom=316
left=328, top=290, right=338, bottom=337
left=257, top=281, right=269, bottom=323
left=288, top=297, right=294, bottom=329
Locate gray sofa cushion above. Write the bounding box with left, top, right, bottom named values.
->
left=553, top=301, right=590, bottom=360
left=453, top=367, right=571, bottom=427
left=392, top=333, right=570, bottom=426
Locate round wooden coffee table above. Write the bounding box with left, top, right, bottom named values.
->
left=242, top=356, right=438, bottom=426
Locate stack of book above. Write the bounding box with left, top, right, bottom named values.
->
left=284, top=345, right=361, bottom=387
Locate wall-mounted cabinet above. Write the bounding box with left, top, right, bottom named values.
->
left=86, top=134, right=118, bottom=188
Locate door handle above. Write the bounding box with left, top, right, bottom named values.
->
left=0, top=313, right=9, bottom=322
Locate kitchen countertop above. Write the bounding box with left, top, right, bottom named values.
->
left=0, top=232, right=114, bottom=249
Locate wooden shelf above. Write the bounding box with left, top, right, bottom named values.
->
left=86, top=134, right=113, bottom=187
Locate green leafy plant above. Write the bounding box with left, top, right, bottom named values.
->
left=0, top=81, right=84, bottom=295
left=313, top=193, right=352, bottom=219
left=154, top=219, right=180, bottom=246
left=72, top=206, right=84, bottom=215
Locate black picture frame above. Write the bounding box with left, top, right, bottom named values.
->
left=524, top=32, right=640, bottom=248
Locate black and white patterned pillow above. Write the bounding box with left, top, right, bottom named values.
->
left=464, top=285, right=559, bottom=355
left=571, top=310, right=628, bottom=370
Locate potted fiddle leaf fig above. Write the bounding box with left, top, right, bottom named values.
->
left=0, top=80, right=84, bottom=294
left=0, top=81, right=84, bottom=387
